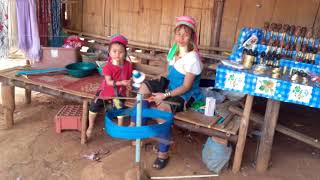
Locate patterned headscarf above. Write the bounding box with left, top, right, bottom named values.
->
left=107, top=34, right=129, bottom=63
left=176, top=16, right=196, bottom=31
left=110, top=34, right=128, bottom=47
left=176, top=16, right=199, bottom=53
left=167, top=16, right=199, bottom=61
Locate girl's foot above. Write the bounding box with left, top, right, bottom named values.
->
left=86, top=127, right=93, bottom=139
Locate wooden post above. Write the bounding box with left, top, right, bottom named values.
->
left=211, top=0, right=225, bottom=48
left=81, top=99, right=89, bottom=144
left=256, top=99, right=281, bottom=172
left=1, top=83, right=15, bottom=129
left=232, top=95, right=254, bottom=173
left=25, top=89, right=31, bottom=104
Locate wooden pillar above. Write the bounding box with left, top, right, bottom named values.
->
left=25, top=89, right=31, bottom=104
left=232, top=95, right=254, bottom=173
left=1, top=83, right=15, bottom=129
left=211, top=0, right=225, bottom=48
left=81, top=99, right=89, bottom=144
left=256, top=99, right=281, bottom=172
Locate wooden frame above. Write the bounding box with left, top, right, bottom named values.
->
left=0, top=67, right=94, bottom=144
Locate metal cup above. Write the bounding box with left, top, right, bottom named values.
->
left=242, top=54, right=255, bottom=69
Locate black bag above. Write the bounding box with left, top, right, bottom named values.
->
left=159, top=76, right=170, bottom=92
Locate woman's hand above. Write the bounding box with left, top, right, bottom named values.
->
left=152, top=92, right=166, bottom=104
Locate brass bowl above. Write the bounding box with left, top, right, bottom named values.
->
left=271, top=68, right=281, bottom=78
left=253, top=64, right=268, bottom=75
left=271, top=73, right=281, bottom=79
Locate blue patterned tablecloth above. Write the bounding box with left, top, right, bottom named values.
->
left=215, top=65, right=320, bottom=108
left=280, top=59, right=320, bottom=74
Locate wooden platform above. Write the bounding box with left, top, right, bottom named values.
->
left=0, top=66, right=99, bottom=144
left=125, top=99, right=240, bottom=142
left=174, top=110, right=240, bottom=136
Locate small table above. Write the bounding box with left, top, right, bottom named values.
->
left=0, top=66, right=103, bottom=144
left=215, top=64, right=320, bottom=172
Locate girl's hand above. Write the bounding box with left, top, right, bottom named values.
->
left=126, top=84, right=132, bottom=91
left=121, top=80, right=131, bottom=86
left=152, top=93, right=166, bottom=104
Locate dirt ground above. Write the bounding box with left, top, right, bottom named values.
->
left=0, top=59, right=320, bottom=180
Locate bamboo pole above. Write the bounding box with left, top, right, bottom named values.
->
left=150, top=174, right=218, bottom=179
left=9, top=79, right=95, bottom=101
left=232, top=95, right=254, bottom=173
left=97, top=96, right=180, bottom=106
left=63, top=28, right=232, bottom=52
left=256, top=99, right=281, bottom=172
left=1, top=82, right=15, bottom=129
left=217, top=113, right=235, bottom=129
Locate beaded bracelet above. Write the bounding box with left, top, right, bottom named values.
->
left=164, top=91, right=171, bottom=98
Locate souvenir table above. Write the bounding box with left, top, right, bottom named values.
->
left=215, top=25, right=320, bottom=173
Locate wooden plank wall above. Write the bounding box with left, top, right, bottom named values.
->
left=219, top=0, right=320, bottom=48
left=65, top=0, right=320, bottom=49
left=66, top=0, right=215, bottom=48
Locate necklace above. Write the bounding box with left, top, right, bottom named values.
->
left=112, top=59, right=124, bottom=66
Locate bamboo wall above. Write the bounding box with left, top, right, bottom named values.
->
left=65, top=0, right=320, bottom=49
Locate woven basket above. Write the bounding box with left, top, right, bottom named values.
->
left=81, top=53, right=98, bottom=63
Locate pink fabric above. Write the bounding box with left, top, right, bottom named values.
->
left=98, top=60, right=132, bottom=98
left=110, top=34, right=128, bottom=47
left=176, top=16, right=196, bottom=31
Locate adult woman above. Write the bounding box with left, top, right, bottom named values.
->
left=133, top=16, right=203, bottom=169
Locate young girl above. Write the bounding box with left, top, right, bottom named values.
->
left=86, top=34, right=133, bottom=139
left=134, top=16, right=203, bottom=169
